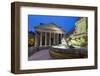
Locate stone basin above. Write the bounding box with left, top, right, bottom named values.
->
left=49, top=45, right=87, bottom=59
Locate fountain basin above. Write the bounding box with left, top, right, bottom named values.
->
left=49, top=47, right=87, bottom=59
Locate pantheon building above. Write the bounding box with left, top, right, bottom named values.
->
left=34, top=23, right=65, bottom=47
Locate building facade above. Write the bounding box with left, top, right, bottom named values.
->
left=66, top=17, right=88, bottom=47
left=68, top=17, right=87, bottom=39
left=34, top=23, right=65, bottom=47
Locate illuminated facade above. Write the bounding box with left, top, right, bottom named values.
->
left=34, top=23, right=65, bottom=47
left=68, top=17, right=87, bottom=39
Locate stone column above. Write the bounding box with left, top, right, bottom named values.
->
left=55, top=33, right=57, bottom=45
left=45, top=32, right=47, bottom=46
left=35, top=32, right=37, bottom=47
left=53, top=33, right=55, bottom=45
left=57, top=33, right=59, bottom=45
left=40, top=32, right=42, bottom=47
left=49, top=32, right=51, bottom=46
left=59, top=34, right=60, bottom=44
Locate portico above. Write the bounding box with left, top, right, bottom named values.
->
left=34, top=23, right=65, bottom=47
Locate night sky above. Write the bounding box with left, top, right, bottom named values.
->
left=28, top=15, right=78, bottom=33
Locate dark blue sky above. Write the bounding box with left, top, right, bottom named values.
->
left=28, top=15, right=78, bottom=33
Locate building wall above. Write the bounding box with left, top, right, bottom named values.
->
left=67, top=17, right=87, bottom=38
left=75, top=17, right=87, bottom=35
